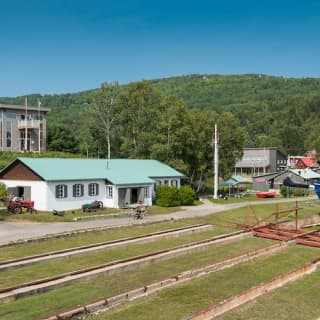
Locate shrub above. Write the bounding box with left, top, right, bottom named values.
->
left=179, top=185, right=195, bottom=205
left=155, top=185, right=180, bottom=207
left=0, top=183, right=7, bottom=201
left=280, top=186, right=310, bottom=197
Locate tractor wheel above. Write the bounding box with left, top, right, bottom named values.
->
left=98, top=201, right=103, bottom=209
left=14, top=206, right=22, bottom=214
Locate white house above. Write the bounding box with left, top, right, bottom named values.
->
left=0, top=158, right=184, bottom=211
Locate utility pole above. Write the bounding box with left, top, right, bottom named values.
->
left=213, top=124, right=219, bottom=199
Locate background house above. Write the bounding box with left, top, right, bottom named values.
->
left=234, top=148, right=287, bottom=176
left=252, top=168, right=320, bottom=191
left=0, top=103, right=50, bottom=152
left=0, top=158, right=184, bottom=211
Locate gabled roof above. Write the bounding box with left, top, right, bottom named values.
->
left=232, top=175, right=249, bottom=184
left=1, top=158, right=184, bottom=185
left=299, top=157, right=314, bottom=167
left=253, top=172, right=283, bottom=181
left=219, top=175, right=250, bottom=187
left=290, top=168, right=320, bottom=180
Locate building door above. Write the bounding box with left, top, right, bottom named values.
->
left=7, top=186, right=31, bottom=200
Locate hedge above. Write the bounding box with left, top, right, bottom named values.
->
left=155, top=185, right=195, bottom=207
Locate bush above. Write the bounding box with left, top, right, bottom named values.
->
left=280, top=186, right=310, bottom=197
left=155, top=185, right=180, bottom=207
left=155, top=185, right=196, bottom=207
left=179, top=185, right=195, bottom=205
left=0, top=183, right=7, bottom=201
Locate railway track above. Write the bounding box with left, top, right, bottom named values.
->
left=0, top=224, right=212, bottom=271
left=0, top=230, right=251, bottom=303
left=40, top=241, right=290, bottom=320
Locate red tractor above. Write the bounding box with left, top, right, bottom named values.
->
left=7, top=199, right=37, bottom=214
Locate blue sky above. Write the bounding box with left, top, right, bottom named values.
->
left=1, top=0, right=320, bottom=96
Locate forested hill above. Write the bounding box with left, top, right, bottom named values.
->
left=1, top=73, right=320, bottom=156
left=151, top=74, right=320, bottom=111
left=2, top=73, right=320, bottom=114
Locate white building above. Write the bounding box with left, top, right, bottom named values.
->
left=0, top=158, right=184, bottom=211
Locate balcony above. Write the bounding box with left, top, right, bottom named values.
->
left=18, top=119, right=41, bottom=129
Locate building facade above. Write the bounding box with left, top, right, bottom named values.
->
left=0, top=158, right=184, bottom=211
left=234, top=148, right=287, bottom=176
left=0, top=103, right=50, bottom=152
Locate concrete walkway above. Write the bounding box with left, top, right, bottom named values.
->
left=0, top=196, right=317, bottom=245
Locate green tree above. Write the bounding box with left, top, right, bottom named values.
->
left=118, top=81, right=160, bottom=158
left=217, top=112, right=246, bottom=179
left=47, top=124, right=79, bottom=153
left=151, top=95, right=194, bottom=170
left=89, top=82, right=120, bottom=159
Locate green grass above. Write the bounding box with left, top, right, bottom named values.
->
left=0, top=220, right=207, bottom=261
left=2, top=200, right=319, bottom=262
left=0, top=229, right=223, bottom=288
left=0, top=237, right=274, bottom=320
left=220, top=268, right=320, bottom=320
left=84, top=246, right=320, bottom=320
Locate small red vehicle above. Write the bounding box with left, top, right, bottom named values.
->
left=7, top=199, right=37, bottom=214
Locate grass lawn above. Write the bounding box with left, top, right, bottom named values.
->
left=0, top=228, right=226, bottom=289
left=0, top=220, right=213, bottom=262
left=220, top=269, right=320, bottom=320
left=1, top=200, right=319, bottom=263
left=83, top=245, right=320, bottom=320
left=0, top=237, right=275, bottom=320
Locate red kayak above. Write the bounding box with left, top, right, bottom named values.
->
left=256, top=191, right=276, bottom=198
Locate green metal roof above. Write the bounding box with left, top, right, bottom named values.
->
left=219, top=175, right=249, bottom=187
left=14, top=158, right=184, bottom=184
left=231, top=175, right=249, bottom=184
left=219, top=179, right=237, bottom=187
left=290, top=169, right=320, bottom=180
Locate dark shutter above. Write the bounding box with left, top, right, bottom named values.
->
left=64, top=185, right=68, bottom=198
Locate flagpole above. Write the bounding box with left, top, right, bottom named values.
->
left=24, top=97, right=28, bottom=152
left=213, top=124, right=219, bottom=199
left=38, top=99, right=41, bottom=153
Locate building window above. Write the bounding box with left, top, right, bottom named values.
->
left=6, top=113, right=17, bottom=119
left=6, top=121, right=11, bottom=148
left=56, top=184, right=68, bottom=198
left=106, top=185, right=113, bottom=199
left=164, top=180, right=169, bottom=185
left=88, top=183, right=99, bottom=196
left=73, top=184, right=84, bottom=197
left=144, top=187, right=149, bottom=198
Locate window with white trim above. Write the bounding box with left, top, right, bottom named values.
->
left=88, top=183, right=99, bottom=196
left=144, top=186, right=149, bottom=198
left=73, top=184, right=84, bottom=197
left=106, top=185, right=113, bottom=199
left=56, top=184, right=68, bottom=198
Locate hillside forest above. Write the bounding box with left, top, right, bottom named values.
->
left=1, top=74, right=320, bottom=190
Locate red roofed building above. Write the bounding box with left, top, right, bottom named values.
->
left=294, top=157, right=318, bottom=169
